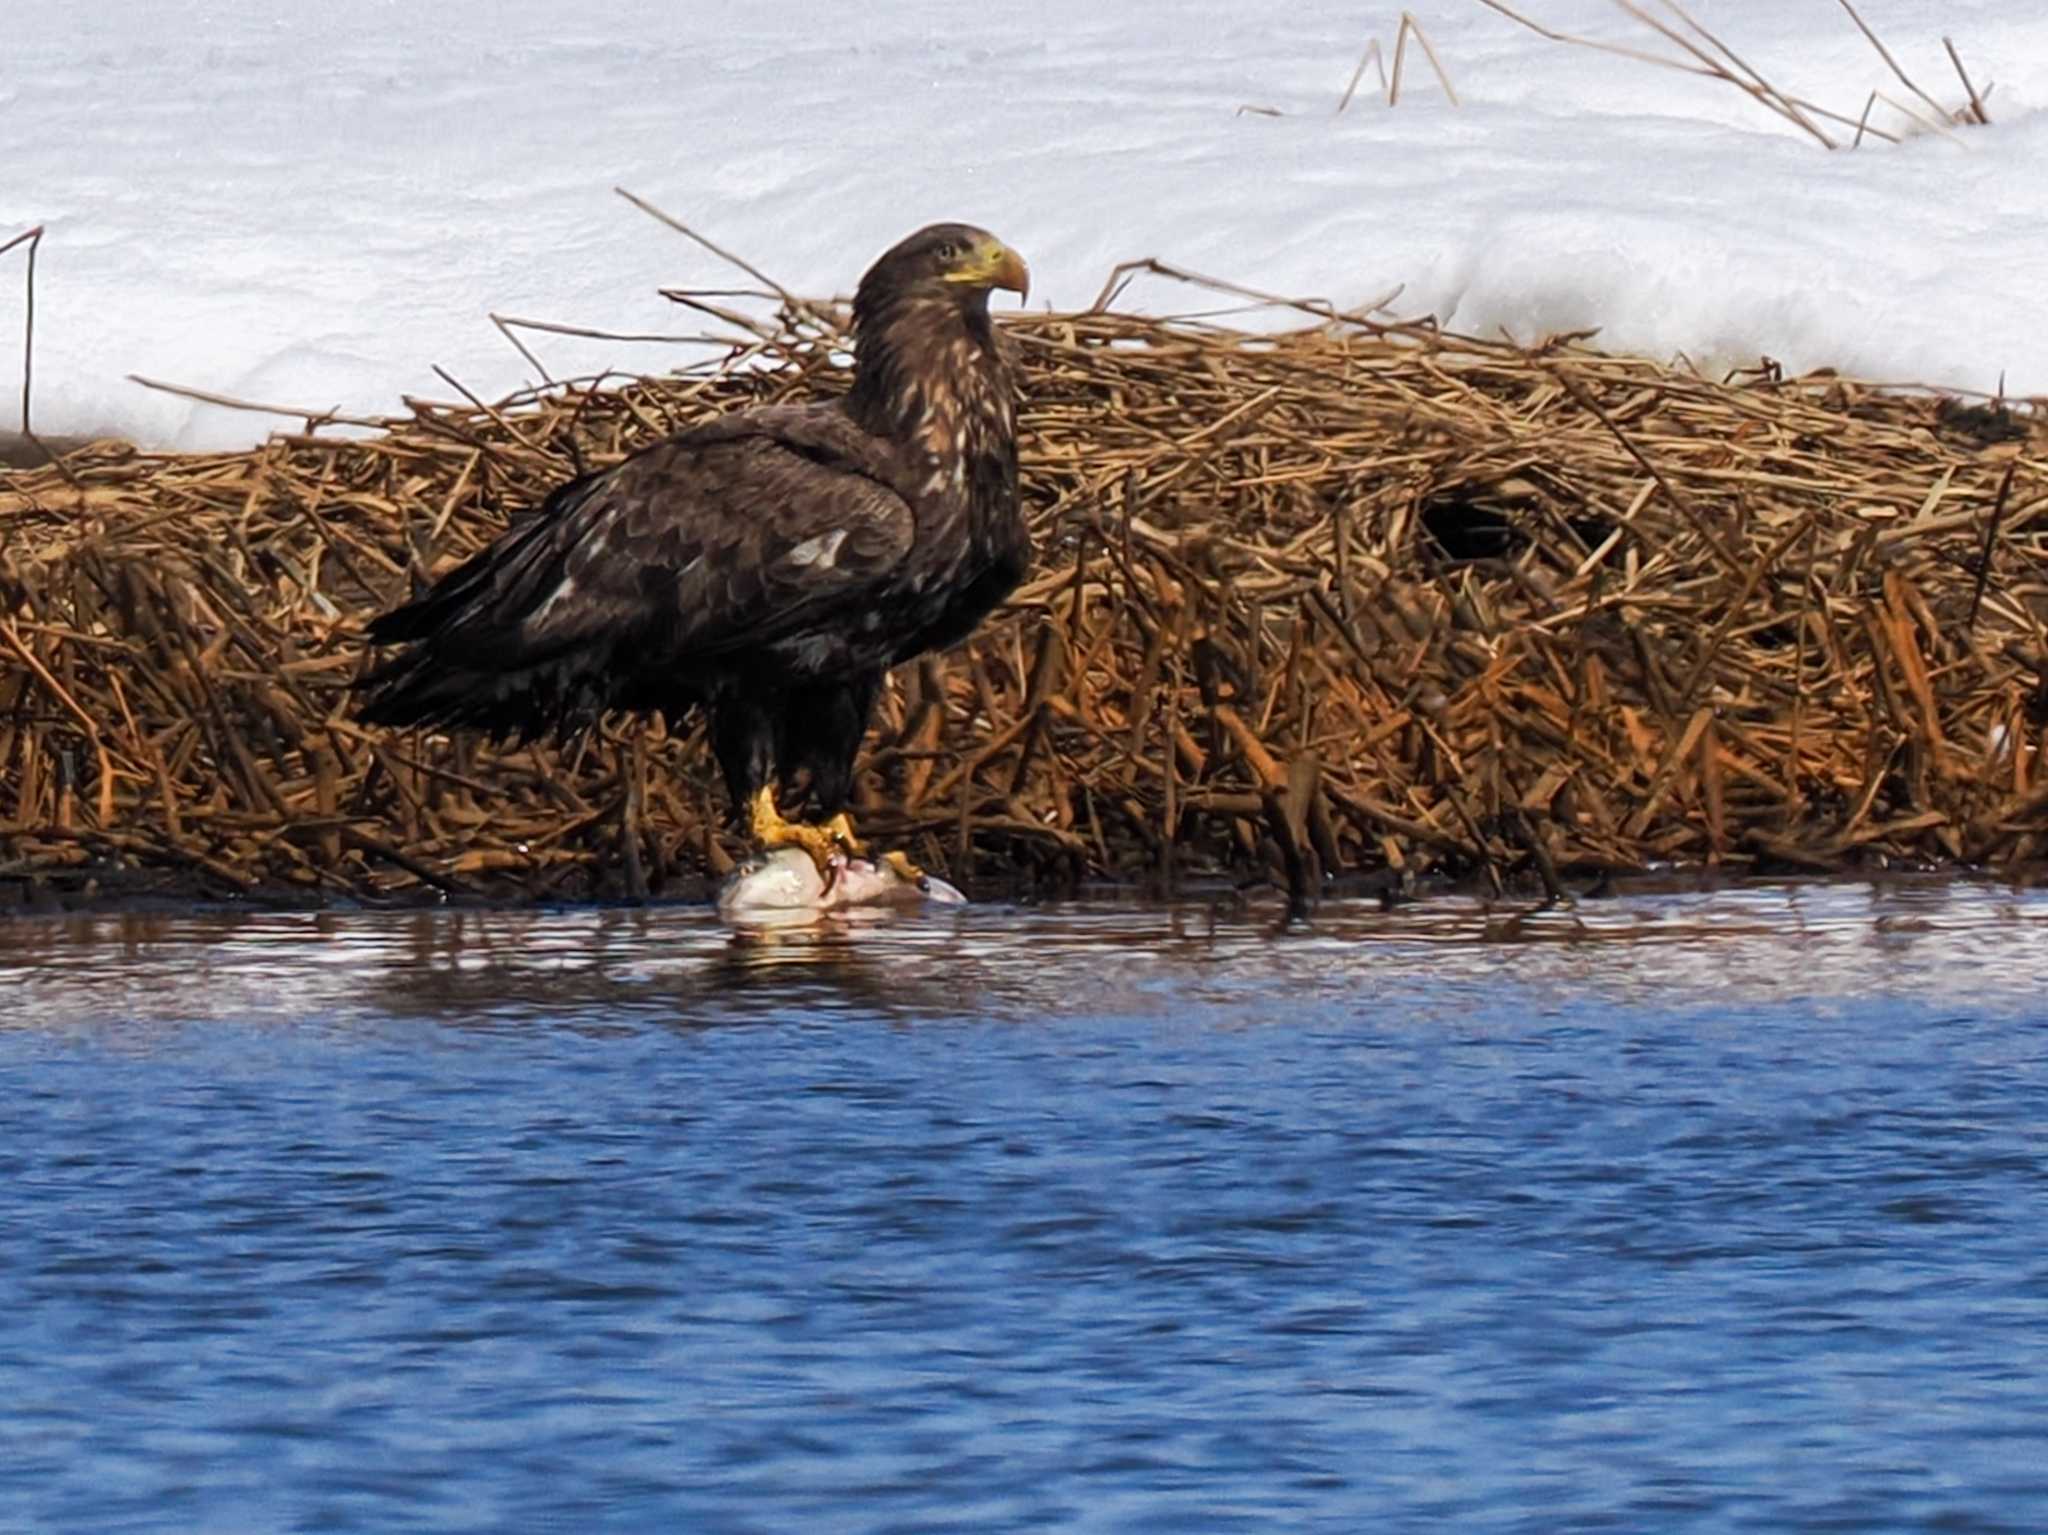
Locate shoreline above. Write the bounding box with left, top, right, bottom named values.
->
left=0, top=861, right=2021, bottom=921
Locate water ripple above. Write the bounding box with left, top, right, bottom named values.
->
left=2, top=880, right=2046, bottom=1530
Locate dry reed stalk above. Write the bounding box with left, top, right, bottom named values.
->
left=3, top=268, right=2046, bottom=906
left=3, top=227, right=44, bottom=439
left=1476, top=0, right=1989, bottom=148
left=1336, top=40, right=1389, bottom=114
left=1389, top=13, right=1461, bottom=109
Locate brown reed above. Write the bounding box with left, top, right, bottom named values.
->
left=2, top=283, right=2045, bottom=908
left=1474, top=0, right=1991, bottom=149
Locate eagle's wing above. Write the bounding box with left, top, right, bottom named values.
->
left=357, top=404, right=913, bottom=734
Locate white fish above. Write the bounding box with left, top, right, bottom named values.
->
left=717, top=846, right=967, bottom=924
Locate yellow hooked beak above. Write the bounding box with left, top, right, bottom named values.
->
left=947, top=237, right=1031, bottom=305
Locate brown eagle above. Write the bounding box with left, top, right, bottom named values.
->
left=356, top=223, right=1030, bottom=878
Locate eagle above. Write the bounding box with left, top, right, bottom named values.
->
left=356, top=222, right=1030, bottom=881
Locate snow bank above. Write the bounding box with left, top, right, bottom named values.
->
left=5, top=0, right=2045, bottom=449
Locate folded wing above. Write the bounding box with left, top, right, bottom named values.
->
left=357, top=406, right=914, bottom=737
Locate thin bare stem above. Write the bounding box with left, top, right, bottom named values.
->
left=1835, top=0, right=1956, bottom=127
left=126, top=374, right=386, bottom=429
left=2, top=225, right=41, bottom=439
left=0, top=225, right=78, bottom=486
left=1391, top=12, right=1460, bottom=108
left=1336, top=39, right=1386, bottom=113
left=1473, top=0, right=1720, bottom=78
left=1791, top=92, right=1900, bottom=144
left=1617, top=0, right=1835, bottom=148
left=429, top=365, right=576, bottom=468
left=490, top=306, right=775, bottom=390
left=1874, top=90, right=1963, bottom=144
left=1086, top=256, right=1404, bottom=331
left=1652, top=0, right=1835, bottom=147
left=1943, top=37, right=1989, bottom=124
left=614, top=187, right=805, bottom=314
left=490, top=313, right=556, bottom=384
left=1476, top=0, right=1960, bottom=151
left=657, top=291, right=799, bottom=343
left=1969, top=461, right=2019, bottom=633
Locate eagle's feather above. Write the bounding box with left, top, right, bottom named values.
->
left=356, top=222, right=1029, bottom=824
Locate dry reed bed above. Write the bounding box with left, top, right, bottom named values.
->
left=2, top=298, right=2046, bottom=906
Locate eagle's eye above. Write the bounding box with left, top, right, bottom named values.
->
left=936, top=240, right=962, bottom=263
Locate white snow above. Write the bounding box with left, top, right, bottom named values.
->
left=5, top=1, right=2046, bottom=451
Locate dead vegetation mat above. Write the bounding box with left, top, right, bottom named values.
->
left=5, top=296, right=2048, bottom=908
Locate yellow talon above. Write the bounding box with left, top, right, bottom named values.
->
left=745, top=790, right=932, bottom=896
left=748, top=786, right=845, bottom=883
left=881, top=849, right=929, bottom=891
left=818, top=811, right=864, bottom=856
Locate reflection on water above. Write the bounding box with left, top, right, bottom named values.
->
left=3, top=879, right=2047, bottom=1532
left=7, top=876, right=2047, bottom=1031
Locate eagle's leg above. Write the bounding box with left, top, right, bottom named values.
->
left=783, top=673, right=881, bottom=864
left=749, top=785, right=856, bottom=882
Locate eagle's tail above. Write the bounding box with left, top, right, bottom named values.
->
left=356, top=631, right=628, bottom=742
left=354, top=474, right=617, bottom=739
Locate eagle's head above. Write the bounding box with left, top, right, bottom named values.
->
left=847, top=222, right=1030, bottom=458
left=855, top=223, right=1030, bottom=322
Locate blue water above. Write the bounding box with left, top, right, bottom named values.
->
left=3, top=881, right=2047, bottom=1532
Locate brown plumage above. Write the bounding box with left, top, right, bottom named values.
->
left=355, top=223, right=1029, bottom=850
